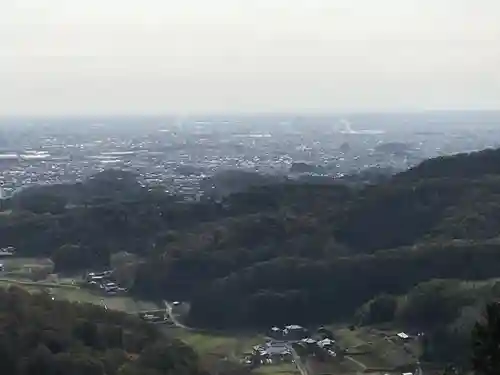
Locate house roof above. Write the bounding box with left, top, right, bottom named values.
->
left=285, top=325, right=304, bottom=330
left=261, top=346, right=290, bottom=356
left=318, top=339, right=334, bottom=347
left=397, top=332, right=409, bottom=339
left=301, top=338, right=316, bottom=344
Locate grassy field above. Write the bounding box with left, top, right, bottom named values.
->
left=334, top=327, right=374, bottom=350
left=333, top=326, right=420, bottom=371
left=1, top=257, right=53, bottom=270
left=0, top=266, right=159, bottom=314
left=0, top=278, right=159, bottom=312
left=307, top=357, right=364, bottom=375
left=170, top=329, right=264, bottom=358
left=163, top=329, right=266, bottom=375
left=0, top=257, right=160, bottom=313
left=49, top=287, right=159, bottom=312
left=253, top=363, right=299, bottom=375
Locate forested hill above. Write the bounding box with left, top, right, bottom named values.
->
left=4, top=148, right=500, bottom=363
left=395, top=147, right=500, bottom=181
left=0, top=287, right=204, bottom=375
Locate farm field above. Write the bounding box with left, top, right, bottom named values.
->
left=170, top=329, right=264, bottom=358
left=0, top=257, right=422, bottom=375
left=0, top=257, right=159, bottom=313
left=0, top=277, right=159, bottom=312
left=253, top=363, right=299, bottom=375
left=333, top=326, right=421, bottom=372
left=307, top=357, right=365, bottom=375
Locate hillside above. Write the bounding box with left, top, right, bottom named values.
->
left=4, top=149, right=500, bottom=364
left=0, top=286, right=204, bottom=375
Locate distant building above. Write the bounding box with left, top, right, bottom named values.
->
left=317, top=338, right=335, bottom=348
left=0, top=246, right=16, bottom=257
left=85, top=270, right=113, bottom=281
left=397, top=332, right=410, bottom=340
left=254, top=342, right=291, bottom=359
left=283, top=325, right=308, bottom=340
left=317, top=326, right=336, bottom=340
left=301, top=338, right=317, bottom=346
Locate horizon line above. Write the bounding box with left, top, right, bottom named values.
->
left=1, top=109, right=500, bottom=119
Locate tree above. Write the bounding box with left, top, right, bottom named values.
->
left=0, top=287, right=202, bottom=375
left=13, top=190, right=67, bottom=214
left=442, top=364, right=460, bottom=375
left=52, top=244, right=109, bottom=273
left=21, top=344, right=55, bottom=375
left=102, top=349, right=129, bottom=375
left=356, top=294, right=398, bottom=325
left=137, top=341, right=199, bottom=375
left=52, top=244, right=87, bottom=273
left=0, top=334, right=17, bottom=375
left=472, top=302, right=500, bottom=375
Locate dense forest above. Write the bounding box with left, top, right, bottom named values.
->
left=5, top=148, right=500, bottom=365
left=0, top=287, right=204, bottom=375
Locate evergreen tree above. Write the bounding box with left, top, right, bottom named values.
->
left=471, top=302, right=500, bottom=375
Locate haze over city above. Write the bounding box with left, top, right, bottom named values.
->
left=1, top=0, right=499, bottom=116
left=3, top=1, right=500, bottom=375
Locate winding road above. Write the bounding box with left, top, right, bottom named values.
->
left=288, top=345, right=310, bottom=375
left=345, top=355, right=367, bottom=371
left=164, top=300, right=191, bottom=329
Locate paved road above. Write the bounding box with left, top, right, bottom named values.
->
left=0, top=277, right=79, bottom=289
left=164, top=300, right=191, bottom=329
left=345, top=355, right=367, bottom=371
left=287, top=344, right=309, bottom=375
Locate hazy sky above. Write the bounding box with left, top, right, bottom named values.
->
left=1, top=0, right=499, bottom=115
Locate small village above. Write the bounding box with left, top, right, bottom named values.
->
left=242, top=325, right=338, bottom=367
left=84, top=270, right=128, bottom=295
left=0, top=252, right=429, bottom=375
left=239, top=324, right=426, bottom=375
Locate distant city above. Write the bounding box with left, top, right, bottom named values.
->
left=1, top=111, right=499, bottom=199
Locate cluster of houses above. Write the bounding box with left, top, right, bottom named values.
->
left=84, top=270, right=127, bottom=295
left=248, top=342, right=292, bottom=365
left=0, top=246, right=16, bottom=257
left=0, top=246, right=17, bottom=271
left=268, top=324, right=310, bottom=340
left=244, top=325, right=339, bottom=367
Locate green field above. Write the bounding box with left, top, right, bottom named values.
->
left=307, top=357, right=365, bottom=375
left=0, top=279, right=159, bottom=312
left=1, top=257, right=53, bottom=270
left=170, top=329, right=263, bottom=358
left=333, top=326, right=419, bottom=371
left=0, top=257, right=160, bottom=313
left=253, top=363, right=299, bottom=375
left=49, top=287, right=159, bottom=312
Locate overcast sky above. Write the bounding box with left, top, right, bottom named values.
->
left=0, top=0, right=499, bottom=115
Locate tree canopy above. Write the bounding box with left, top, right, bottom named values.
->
left=5, top=148, right=500, bottom=366
left=0, top=287, right=204, bottom=375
